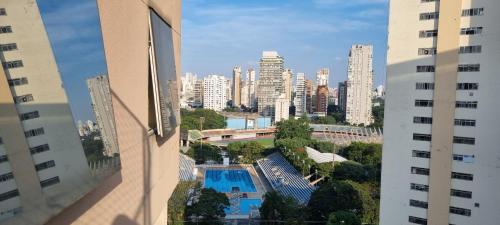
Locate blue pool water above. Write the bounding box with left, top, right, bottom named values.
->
left=225, top=199, right=262, bottom=215
left=204, top=169, right=257, bottom=193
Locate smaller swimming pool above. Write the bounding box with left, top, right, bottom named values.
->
left=225, top=199, right=262, bottom=215
left=204, top=169, right=256, bottom=193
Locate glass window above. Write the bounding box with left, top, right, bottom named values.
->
left=40, top=176, right=60, bottom=188
left=0, top=43, right=17, bottom=51
left=0, top=26, right=12, bottom=33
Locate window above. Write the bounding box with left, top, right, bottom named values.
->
left=8, top=77, right=28, bottom=86
left=24, top=127, right=44, bottom=138
left=455, top=101, right=477, bottom=109
left=452, top=172, right=473, bottom=181
left=411, top=183, right=429, bottom=192
left=0, top=26, right=12, bottom=33
left=0, top=137, right=2, bottom=145
left=415, top=100, right=433, bottom=107
left=0, top=155, right=8, bottom=163
left=459, top=45, right=481, bottom=54
left=460, top=27, right=483, bottom=35
left=410, top=199, right=428, bottom=209
left=458, top=64, right=480, bottom=72
left=0, top=190, right=19, bottom=202
left=13, top=94, right=34, bottom=104
left=3, top=60, right=23, bottom=69
left=420, top=12, right=439, bottom=20
left=450, top=206, right=471, bottom=216
left=40, top=176, right=60, bottom=188
left=0, top=8, right=6, bottom=16
left=453, top=136, right=475, bottom=145
left=454, top=119, right=476, bottom=127
left=409, top=216, right=427, bottom=225
left=412, top=167, right=430, bottom=175
left=457, top=83, right=478, bottom=90
left=419, top=30, right=438, bottom=38
left=418, top=48, right=437, bottom=55
left=416, top=65, right=435, bottom=72
left=413, top=150, right=431, bottom=158
left=0, top=172, right=14, bottom=182
left=30, top=144, right=50, bottom=155
left=20, top=111, right=39, bottom=121
left=413, top=133, right=432, bottom=141
left=453, top=154, right=475, bottom=163
left=0, top=43, right=17, bottom=51
left=462, top=8, right=484, bottom=17
left=416, top=82, right=434, bottom=90
left=414, top=117, right=433, bottom=124
left=451, top=189, right=472, bottom=198
left=35, top=160, right=56, bottom=171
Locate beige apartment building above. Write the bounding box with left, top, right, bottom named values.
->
left=258, top=51, right=285, bottom=120
left=232, top=66, right=241, bottom=107
left=380, top=0, right=500, bottom=225
left=345, top=44, right=373, bottom=125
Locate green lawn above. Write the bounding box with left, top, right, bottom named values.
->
left=244, top=138, right=274, bottom=148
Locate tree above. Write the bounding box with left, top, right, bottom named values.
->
left=339, top=142, right=382, bottom=166
left=332, top=161, right=368, bottom=183
left=186, top=188, right=229, bottom=225
left=275, top=118, right=312, bottom=140
left=227, top=141, right=265, bottom=164
left=326, top=211, right=361, bottom=225
left=370, top=101, right=384, bottom=128
left=259, top=191, right=306, bottom=225
left=180, top=109, right=226, bottom=131
left=186, top=142, right=222, bottom=164
left=310, top=116, right=337, bottom=125
left=168, top=181, right=196, bottom=225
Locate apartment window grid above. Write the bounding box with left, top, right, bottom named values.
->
left=416, top=82, right=434, bottom=90
left=415, top=100, right=433, bottom=107
left=419, top=12, right=439, bottom=20
left=409, top=216, right=427, bottom=225
left=458, top=64, right=480, bottom=72
left=412, top=150, right=431, bottom=158
left=35, top=160, right=56, bottom=171
left=0, top=26, right=12, bottom=33
left=3, top=60, right=23, bottom=69
left=451, top=189, right=472, bottom=199
left=416, top=65, right=435, bottom=72
left=411, top=167, right=430, bottom=175
left=40, top=176, right=60, bottom=188
left=454, top=119, right=476, bottom=127
left=30, top=144, right=50, bottom=155
left=457, top=83, right=478, bottom=90
left=0, top=43, right=17, bottom=52
left=19, top=111, right=40, bottom=121
left=13, top=94, right=34, bottom=104
left=24, top=127, right=44, bottom=138
left=410, top=183, right=429, bottom=192
left=8, top=77, right=28, bottom=86
left=0, top=172, right=14, bottom=182
left=462, top=8, right=484, bottom=17
left=419, top=30, right=438, bottom=38
left=414, top=116, right=432, bottom=124
left=460, top=27, right=483, bottom=35
left=418, top=48, right=437, bottom=55
left=453, top=154, right=474, bottom=163
left=450, top=206, right=471, bottom=216
left=0, top=8, right=6, bottom=16
left=410, top=199, right=428, bottom=209
left=0, top=190, right=19, bottom=202
left=459, top=45, right=481, bottom=54
left=413, top=133, right=432, bottom=141
left=453, top=136, right=475, bottom=145
left=455, top=101, right=477, bottom=109
left=452, top=172, right=473, bottom=181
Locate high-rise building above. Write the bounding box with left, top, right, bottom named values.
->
left=232, top=66, right=241, bottom=107
left=240, top=77, right=249, bottom=107
left=305, top=79, right=314, bottom=114
left=180, top=72, right=197, bottom=108
left=338, top=81, right=347, bottom=113
left=274, top=94, right=290, bottom=123
left=375, top=85, right=385, bottom=98
left=0, top=1, right=94, bottom=223
left=87, top=75, right=119, bottom=156
left=258, top=51, right=285, bottom=119
left=247, top=68, right=257, bottom=108
left=204, top=75, right=227, bottom=111
left=329, top=88, right=338, bottom=106
left=315, top=85, right=329, bottom=115
left=345, top=44, right=374, bottom=125
left=194, top=79, right=204, bottom=107
left=380, top=1, right=500, bottom=225
left=283, top=68, right=293, bottom=104
left=316, top=68, right=329, bottom=86
left=293, top=73, right=307, bottom=116
left=225, top=78, right=232, bottom=106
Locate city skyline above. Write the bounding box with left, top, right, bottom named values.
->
left=36, top=0, right=388, bottom=122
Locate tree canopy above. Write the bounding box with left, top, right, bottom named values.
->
left=326, top=211, right=361, bottom=225
left=275, top=118, right=312, bottom=140
left=185, top=142, right=222, bottom=164
left=185, top=188, right=229, bottom=225
left=227, top=141, right=265, bottom=164
left=259, top=191, right=306, bottom=225
left=180, top=108, right=226, bottom=132
left=339, top=142, right=382, bottom=166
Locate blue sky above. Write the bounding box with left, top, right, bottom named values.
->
left=38, top=0, right=389, bottom=122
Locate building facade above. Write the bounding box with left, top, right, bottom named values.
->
left=180, top=72, right=197, bottom=108
left=274, top=95, right=290, bottom=123
left=380, top=1, right=500, bottom=225
left=204, top=75, right=227, bottom=111
left=315, top=85, right=329, bottom=115
left=87, top=75, right=119, bottom=156
left=305, top=79, right=313, bottom=114
left=283, top=68, right=293, bottom=104
left=232, top=66, right=241, bottom=107
left=247, top=68, right=257, bottom=109
left=338, top=81, right=347, bottom=113
left=293, top=73, right=307, bottom=116
left=316, top=68, right=329, bottom=86
left=193, top=79, right=204, bottom=107
left=346, top=44, right=374, bottom=125
left=258, top=51, right=285, bottom=119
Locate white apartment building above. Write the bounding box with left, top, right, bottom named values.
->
left=87, top=75, right=119, bottom=156
left=380, top=1, right=500, bottom=225
left=283, top=68, right=293, bottom=104
left=293, top=73, right=307, bottom=116
left=316, top=68, right=329, bottom=86
left=258, top=51, right=285, bottom=119
left=203, top=75, right=227, bottom=111
left=247, top=68, right=256, bottom=108
left=346, top=44, right=374, bottom=125
left=232, top=66, right=241, bottom=107
left=0, top=1, right=93, bottom=223
left=274, top=94, right=290, bottom=123
left=180, top=72, right=197, bottom=108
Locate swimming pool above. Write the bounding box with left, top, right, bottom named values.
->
left=204, top=169, right=257, bottom=193
left=225, top=199, right=262, bottom=215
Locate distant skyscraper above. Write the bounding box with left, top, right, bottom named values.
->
left=316, top=68, right=329, bottom=86
left=305, top=79, right=314, bottom=114
left=203, top=75, right=227, bottom=111
left=380, top=1, right=500, bottom=225
left=225, top=78, right=232, bottom=106
left=232, top=66, right=241, bottom=107
left=293, top=73, right=307, bottom=116
left=274, top=95, right=290, bottom=123
left=180, top=72, right=197, bottom=108
left=375, top=85, right=385, bottom=98
left=258, top=51, right=285, bottom=119
left=241, top=77, right=249, bottom=107
left=315, top=85, right=329, bottom=115
left=338, top=81, right=347, bottom=113
left=346, top=44, right=374, bottom=125
left=193, top=79, right=204, bottom=107
left=87, top=75, right=119, bottom=156
left=283, top=68, right=293, bottom=104
left=247, top=68, right=257, bottom=108
left=329, top=88, right=338, bottom=106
